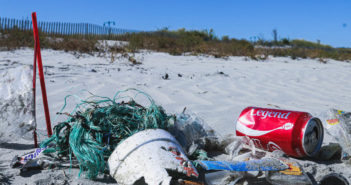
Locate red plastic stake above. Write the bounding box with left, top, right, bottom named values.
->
left=32, top=12, right=53, bottom=137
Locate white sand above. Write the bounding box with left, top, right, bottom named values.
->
left=1, top=48, right=351, bottom=184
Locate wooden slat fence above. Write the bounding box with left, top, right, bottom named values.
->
left=0, top=17, right=140, bottom=36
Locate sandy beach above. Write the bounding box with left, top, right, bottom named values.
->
left=1, top=48, right=351, bottom=184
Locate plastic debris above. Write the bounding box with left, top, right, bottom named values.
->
left=168, top=108, right=218, bottom=156
left=265, top=159, right=313, bottom=185
left=222, top=135, right=246, bottom=161
left=108, top=129, right=199, bottom=185
left=198, top=158, right=288, bottom=171
left=177, top=179, right=204, bottom=185
left=10, top=146, right=78, bottom=173
left=318, top=109, right=351, bottom=163
left=319, top=173, right=350, bottom=185
left=317, top=143, right=342, bottom=160
left=39, top=88, right=174, bottom=179
left=204, top=171, right=243, bottom=185
left=230, top=152, right=252, bottom=161
left=11, top=147, right=47, bottom=168
left=7, top=86, right=351, bottom=185
left=0, top=66, right=35, bottom=143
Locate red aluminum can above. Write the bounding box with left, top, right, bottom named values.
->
left=236, top=107, right=324, bottom=157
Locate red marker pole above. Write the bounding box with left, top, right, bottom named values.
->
left=32, top=12, right=53, bottom=137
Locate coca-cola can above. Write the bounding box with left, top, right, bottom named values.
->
left=236, top=107, right=324, bottom=157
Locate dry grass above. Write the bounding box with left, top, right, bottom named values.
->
left=1, top=28, right=351, bottom=61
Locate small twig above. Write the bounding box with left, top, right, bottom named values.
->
left=62, top=170, right=68, bottom=179
left=182, top=107, right=187, bottom=114
left=56, top=112, right=74, bottom=118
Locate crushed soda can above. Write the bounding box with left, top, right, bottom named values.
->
left=236, top=107, right=324, bottom=157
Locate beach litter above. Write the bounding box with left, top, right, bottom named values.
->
left=204, top=171, right=244, bottom=185
left=0, top=66, right=35, bottom=143
left=319, top=109, right=351, bottom=163
left=108, top=129, right=199, bottom=185
left=10, top=146, right=47, bottom=169
left=7, top=87, right=351, bottom=184
left=236, top=107, right=324, bottom=158
left=10, top=88, right=215, bottom=184
left=198, top=158, right=288, bottom=171
left=168, top=108, right=218, bottom=157
left=37, top=88, right=173, bottom=179
left=319, top=173, right=350, bottom=185
left=265, top=159, right=313, bottom=185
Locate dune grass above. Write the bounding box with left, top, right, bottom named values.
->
left=1, top=27, right=351, bottom=61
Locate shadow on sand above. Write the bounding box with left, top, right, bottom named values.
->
left=0, top=160, right=12, bottom=184
left=0, top=142, right=34, bottom=150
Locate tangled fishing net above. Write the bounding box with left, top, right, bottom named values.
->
left=40, top=88, right=174, bottom=179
